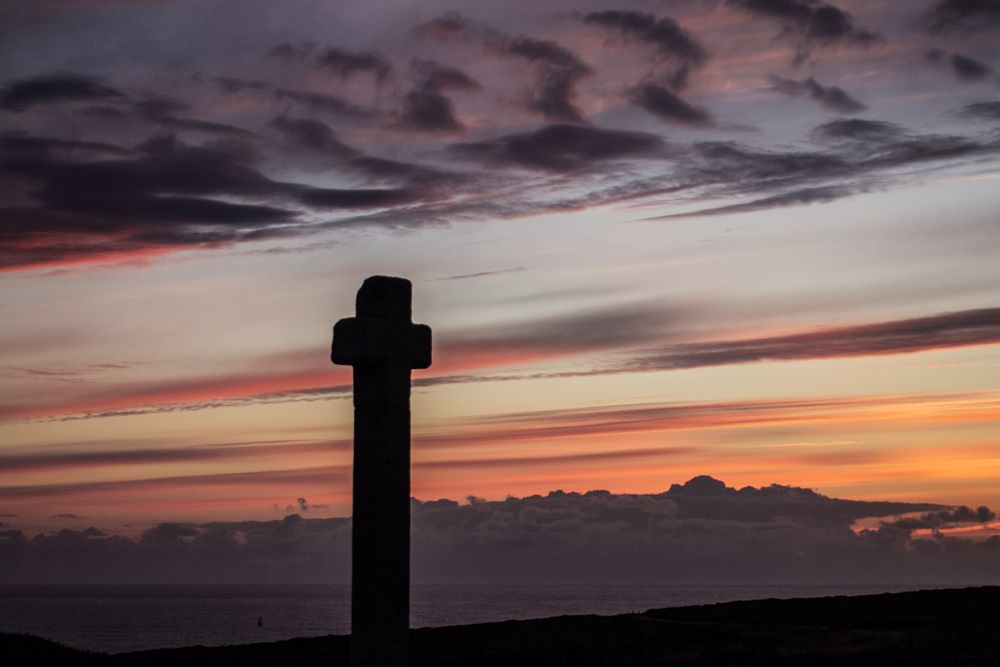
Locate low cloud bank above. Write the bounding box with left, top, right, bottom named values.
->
left=1, top=477, right=996, bottom=585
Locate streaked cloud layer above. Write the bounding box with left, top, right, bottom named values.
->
left=1, top=0, right=999, bottom=574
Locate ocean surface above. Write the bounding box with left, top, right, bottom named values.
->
left=0, top=583, right=935, bottom=654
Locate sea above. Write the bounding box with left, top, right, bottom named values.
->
left=0, top=583, right=935, bottom=654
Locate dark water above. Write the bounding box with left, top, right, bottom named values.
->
left=0, top=583, right=935, bottom=654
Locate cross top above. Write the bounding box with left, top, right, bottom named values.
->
left=356, top=275, right=413, bottom=322
left=331, top=275, right=431, bottom=408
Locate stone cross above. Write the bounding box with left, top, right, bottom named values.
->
left=331, top=276, right=431, bottom=667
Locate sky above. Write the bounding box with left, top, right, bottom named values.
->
left=1, top=0, right=1000, bottom=582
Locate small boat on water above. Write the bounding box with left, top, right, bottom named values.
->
left=257, top=616, right=263, bottom=628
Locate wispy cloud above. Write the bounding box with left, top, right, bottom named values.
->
left=316, top=46, right=392, bottom=84
left=726, top=0, right=881, bottom=64
left=767, top=75, right=866, bottom=113
left=921, top=0, right=1000, bottom=33
left=397, top=59, right=481, bottom=132
left=0, top=74, right=124, bottom=112
left=416, top=12, right=592, bottom=122
left=6, top=306, right=999, bottom=422
left=427, top=267, right=528, bottom=281
left=0, top=465, right=352, bottom=500
left=626, top=307, right=1000, bottom=370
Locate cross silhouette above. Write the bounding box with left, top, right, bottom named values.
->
left=331, top=275, right=431, bottom=667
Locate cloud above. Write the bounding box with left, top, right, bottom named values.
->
left=885, top=505, right=997, bottom=530
left=0, top=439, right=347, bottom=474
left=921, top=0, right=1000, bottom=33
left=699, top=138, right=849, bottom=181
left=809, top=117, right=902, bottom=143
left=297, top=186, right=420, bottom=209
left=0, top=127, right=456, bottom=270
left=287, top=497, right=330, bottom=513
left=1, top=132, right=130, bottom=158
left=316, top=46, right=391, bottom=84
left=511, top=40, right=591, bottom=121
left=436, top=391, right=998, bottom=450
left=213, top=77, right=270, bottom=94
left=727, top=0, right=880, bottom=63
left=410, top=478, right=995, bottom=585
left=0, top=364, right=354, bottom=420
left=0, top=465, right=352, bottom=501
left=927, top=49, right=995, bottom=81
left=211, top=76, right=370, bottom=118
left=2, top=53, right=998, bottom=276
left=1, top=11, right=998, bottom=278
left=629, top=84, right=713, bottom=126
left=648, top=117, right=1000, bottom=218
left=10, top=300, right=1000, bottom=423
left=413, top=11, right=473, bottom=40
left=130, top=97, right=255, bottom=138
left=2, top=133, right=295, bottom=225
left=653, top=139, right=850, bottom=209
left=444, top=301, right=681, bottom=353
left=385, top=113, right=998, bottom=227
left=428, top=267, right=527, bottom=281
left=272, top=88, right=370, bottom=117
left=489, top=32, right=582, bottom=69
left=5, top=477, right=997, bottom=585
left=451, top=123, right=666, bottom=172
left=347, top=155, right=462, bottom=188
left=767, top=75, right=866, bottom=113
left=492, top=33, right=592, bottom=123
left=651, top=185, right=852, bottom=218
left=808, top=117, right=992, bottom=168
left=0, top=514, right=351, bottom=584
left=950, top=54, right=994, bottom=80
left=0, top=392, right=908, bottom=476
left=146, top=115, right=254, bottom=138
left=416, top=446, right=699, bottom=473
left=583, top=10, right=708, bottom=91
left=269, top=115, right=357, bottom=157
left=0, top=74, right=124, bottom=112
left=411, top=59, right=480, bottom=93
left=584, top=10, right=708, bottom=64
left=141, top=522, right=198, bottom=543
left=65, top=92, right=257, bottom=140
left=398, top=59, right=481, bottom=132
left=626, top=307, right=1000, bottom=371
left=957, top=100, right=1000, bottom=119
left=50, top=513, right=83, bottom=519
left=267, top=41, right=316, bottom=61
left=416, top=12, right=591, bottom=122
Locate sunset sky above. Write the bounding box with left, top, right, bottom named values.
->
left=2, top=0, right=1000, bottom=545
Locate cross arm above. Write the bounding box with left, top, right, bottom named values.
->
left=331, top=316, right=432, bottom=369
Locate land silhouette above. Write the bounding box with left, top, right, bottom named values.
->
left=3, top=587, right=999, bottom=665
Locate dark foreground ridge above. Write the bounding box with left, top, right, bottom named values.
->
left=3, top=587, right=998, bottom=666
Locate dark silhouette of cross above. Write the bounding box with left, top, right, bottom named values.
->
left=331, top=275, right=431, bottom=667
